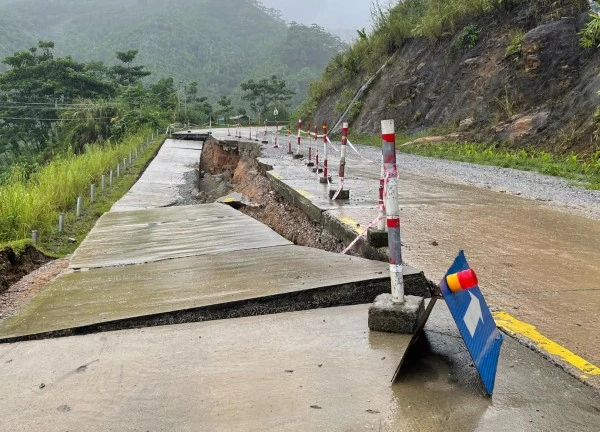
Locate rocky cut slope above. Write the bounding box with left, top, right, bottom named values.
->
left=309, top=0, right=600, bottom=154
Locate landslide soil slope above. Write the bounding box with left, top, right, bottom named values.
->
left=314, top=1, right=600, bottom=153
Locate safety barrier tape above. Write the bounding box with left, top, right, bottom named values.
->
left=342, top=214, right=383, bottom=255
left=325, top=136, right=340, bottom=153
left=346, top=138, right=376, bottom=163
left=330, top=178, right=344, bottom=200
left=341, top=170, right=392, bottom=254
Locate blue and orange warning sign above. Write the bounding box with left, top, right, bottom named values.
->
left=439, top=251, right=503, bottom=395
left=393, top=250, right=503, bottom=396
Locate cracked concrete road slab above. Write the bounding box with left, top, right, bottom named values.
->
left=1, top=304, right=598, bottom=431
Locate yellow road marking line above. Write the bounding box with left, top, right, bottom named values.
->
left=339, top=216, right=363, bottom=235
left=493, top=311, right=600, bottom=377
left=271, top=172, right=283, bottom=180
left=296, top=189, right=314, bottom=199
left=223, top=198, right=234, bottom=203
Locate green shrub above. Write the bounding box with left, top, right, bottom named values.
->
left=580, top=12, right=600, bottom=49
left=447, top=24, right=480, bottom=59
left=335, top=88, right=355, bottom=114
left=505, top=28, right=526, bottom=58
left=348, top=101, right=363, bottom=122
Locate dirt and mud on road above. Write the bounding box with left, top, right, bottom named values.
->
left=0, top=244, right=67, bottom=320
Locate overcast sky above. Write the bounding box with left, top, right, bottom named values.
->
left=260, top=0, right=373, bottom=38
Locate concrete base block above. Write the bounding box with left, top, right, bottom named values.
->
left=261, top=140, right=269, bottom=144
left=319, top=176, right=331, bottom=184
left=368, top=294, right=425, bottom=334
left=293, top=154, right=304, bottom=160
left=367, top=228, right=388, bottom=248
left=306, top=162, right=315, bottom=167
left=329, top=189, right=350, bottom=200
left=287, top=151, right=294, bottom=155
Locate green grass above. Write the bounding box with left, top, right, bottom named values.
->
left=0, top=131, right=165, bottom=254
left=348, top=134, right=600, bottom=190
left=505, top=27, right=526, bottom=58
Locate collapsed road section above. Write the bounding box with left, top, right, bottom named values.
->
left=1, top=132, right=599, bottom=431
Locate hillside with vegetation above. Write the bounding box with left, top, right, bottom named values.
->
left=297, top=0, right=600, bottom=181
left=0, top=0, right=345, bottom=106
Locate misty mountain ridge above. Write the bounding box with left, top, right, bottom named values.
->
left=0, top=0, right=346, bottom=105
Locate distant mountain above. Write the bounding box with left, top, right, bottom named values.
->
left=0, top=0, right=346, bottom=106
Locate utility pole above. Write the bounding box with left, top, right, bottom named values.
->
left=178, top=80, right=184, bottom=120
left=184, top=85, right=187, bottom=118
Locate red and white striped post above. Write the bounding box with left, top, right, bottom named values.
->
left=319, top=123, right=329, bottom=183
left=382, top=119, right=404, bottom=304
left=287, top=125, right=293, bottom=154
left=228, top=123, right=231, bottom=136
left=307, top=122, right=314, bottom=167
left=366, top=151, right=389, bottom=246
left=294, top=119, right=303, bottom=159
left=314, top=125, right=319, bottom=173
left=378, top=156, right=386, bottom=230
left=249, top=119, right=252, bottom=140
left=329, top=122, right=350, bottom=199
left=339, top=122, right=348, bottom=180
left=273, top=121, right=279, bottom=148
left=262, top=120, right=269, bottom=144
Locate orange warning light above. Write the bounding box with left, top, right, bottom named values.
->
left=446, top=269, right=478, bottom=293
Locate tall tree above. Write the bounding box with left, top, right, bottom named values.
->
left=216, top=95, right=233, bottom=120
left=111, top=50, right=151, bottom=86
left=240, top=75, right=294, bottom=118
left=0, top=41, right=116, bottom=161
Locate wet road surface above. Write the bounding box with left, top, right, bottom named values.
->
left=1, top=303, right=598, bottom=431
left=203, top=126, right=600, bottom=386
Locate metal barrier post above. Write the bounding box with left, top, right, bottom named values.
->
left=329, top=122, right=350, bottom=200
left=294, top=119, right=303, bottom=159
left=319, top=123, right=329, bottom=184
left=382, top=119, right=404, bottom=304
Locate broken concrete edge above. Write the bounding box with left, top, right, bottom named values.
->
left=194, top=138, right=435, bottom=296
left=0, top=277, right=393, bottom=343
left=262, top=170, right=435, bottom=295
left=196, top=137, right=436, bottom=298
left=329, top=189, right=350, bottom=200
left=367, top=228, right=388, bottom=248
left=172, top=132, right=211, bottom=141
left=215, top=192, right=258, bottom=210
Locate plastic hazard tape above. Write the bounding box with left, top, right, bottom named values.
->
left=342, top=214, right=383, bottom=255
